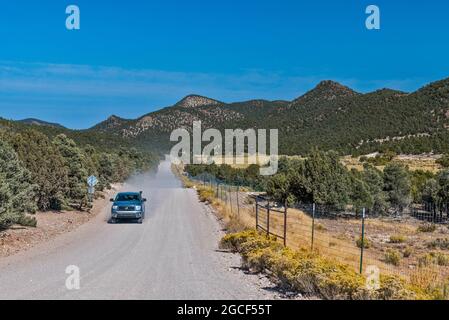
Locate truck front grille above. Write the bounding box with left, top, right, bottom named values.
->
left=118, top=206, right=135, bottom=211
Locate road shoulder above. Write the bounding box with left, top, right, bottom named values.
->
left=0, top=184, right=121, bottom=258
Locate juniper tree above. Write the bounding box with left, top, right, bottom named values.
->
left=361, top=164, right=389, bottom=215
left=383, top=163, right=412, bottom=214
left=303, top=149, right=351, bottom=210
left=8, top=130, right=69, bottom=210
left=52, top=134, right=88, bottom=209
left=0, top=140, right=37, bottom=229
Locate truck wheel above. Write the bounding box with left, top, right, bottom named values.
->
left=110, top=218, right=116, bottom=224
left=137, top=218, right=143, bottom=224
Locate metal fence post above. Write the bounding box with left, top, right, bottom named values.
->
left=283, top=200, right=288, bottom=247
left=311, top=203, right=316, bottom=251
left=255, top=196, right=259, bottom=230
left=266, top=200, right=270, bottom=237
left=236, top=185, right=240, bottom=217
left=229, top=185, right=233, bottom=215
left=360, top=208, right=366, bottom=274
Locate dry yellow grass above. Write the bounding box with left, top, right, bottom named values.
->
left=178, top=168, right=449, bottom=299
left=205, top=154, right=442, bottom=173
left=192, top=154, right=272, bottom=168
left=341, top=155, right=442, bottom=173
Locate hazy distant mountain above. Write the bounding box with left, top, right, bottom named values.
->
left=18, top=118, right=65, bottom=129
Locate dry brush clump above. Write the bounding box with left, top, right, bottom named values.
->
left=197, top=186, right=215, bottom=203
left=220, top=230, right=435, bottom=300
left=384, top=249, right=402, bottom=266
left=356, top=236, right=371, bottom=249
left=389, top=234, right=407, bottom=244
left=419, top=252, right=449, bottom=267
left=428, top=238, right=449, bottom=250
left=193, top=183, right=254, bottom=233
left=417, top=223, right=437, bottom=233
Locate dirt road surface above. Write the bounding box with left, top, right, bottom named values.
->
left=0, top=159, right=279, bottom=300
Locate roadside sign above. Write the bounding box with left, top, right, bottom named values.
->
left=88, top=186, right=95, bottom=195
left=87, top=175, right=98, bottom=187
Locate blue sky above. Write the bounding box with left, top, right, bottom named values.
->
left=0, top=0, right=449, bottom=129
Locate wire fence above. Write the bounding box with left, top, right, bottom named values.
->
left=189, top=174, right=449, bottom=296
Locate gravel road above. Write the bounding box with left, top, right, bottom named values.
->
left=0, top=159, right=280, bottom=300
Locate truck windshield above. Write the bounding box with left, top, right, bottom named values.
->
left=116, top=194, right=140, bottom=201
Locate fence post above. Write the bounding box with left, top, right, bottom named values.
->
left=229, top=185, right=233, bottom=215
left=216, top=183, right=219, bottom=198
left=267, top=199, right=270, bottom=237
left=255, top=196, right=259, bottom=230
left=283, top=200, right=288, bottom=247
left=359, top=208, right=366, bottom=274
left=236, top=185, right=240, bottom=217
left=311, top=203, right=316, bottom=251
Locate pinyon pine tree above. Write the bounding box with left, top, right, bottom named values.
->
left=0, top=140, right=37, bottom=229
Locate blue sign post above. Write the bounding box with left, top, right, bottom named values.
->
left=87, top=176, right=98, bottom=188
left=87, top=176, right=98, bottom=202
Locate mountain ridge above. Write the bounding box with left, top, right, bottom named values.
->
left=6, top=77, right=449, bottom=156
left=87, top=77, right=449, bottom=155
left=18, top=118, right=65, bottom=128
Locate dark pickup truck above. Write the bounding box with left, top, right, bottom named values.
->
left=110, top=191, right=147, bottom=224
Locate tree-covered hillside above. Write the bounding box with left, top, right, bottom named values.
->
left=90, top=77, right=449, bottom=156
left=0, top=119, right=160, bottom=229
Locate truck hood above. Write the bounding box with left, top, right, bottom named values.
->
left=113, top=201, right=142, bottom=206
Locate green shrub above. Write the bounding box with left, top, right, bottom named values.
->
left=17, top=215, right=37, bottom=228
left=428, top=238, right=449, bottom=250
left=390, top=234, right=407, bottom=244
left=356, top=236, right=371, bottom=249
left=384, top=249, right=401, bottom=266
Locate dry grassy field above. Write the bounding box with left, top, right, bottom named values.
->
left=178, top=161, right=449, bottom=296
left=196, top=153, right=442, bottom=173
left=341, top=154, right=442, bottom=173
left=226, top=190, right=449, bottom=293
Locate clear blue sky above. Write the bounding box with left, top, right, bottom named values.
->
left=1, top=0, right=448, bottom=129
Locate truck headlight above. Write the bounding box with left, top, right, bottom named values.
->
left=112, top=205, right=118, bottom=210
left=135, top=205, right=142, bottom=211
